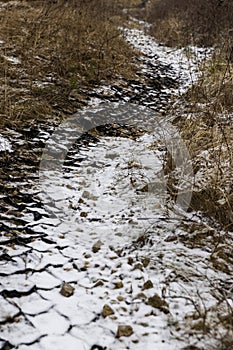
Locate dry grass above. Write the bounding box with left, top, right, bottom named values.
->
left=0, top=0, right=137, bottom=127
left=149, top=16, right=185, bottom=47
left=147, top=0, right=233, bottom=47
left=143, top=0, right=233, bottom=230
left=174, top=54, right=233, bottom=230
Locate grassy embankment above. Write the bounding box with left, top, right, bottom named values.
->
left=145, top=0, right=233, bottom=231
left=0, top=0, right=137, bottom=128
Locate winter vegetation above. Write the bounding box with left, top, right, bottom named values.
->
left=0, top=0, right=137, bottom=126
left=143, top=0, right=233, bottom=231
left=0, top=1, right=232, bottom=349
left=147, top=0, right=233, bottom=47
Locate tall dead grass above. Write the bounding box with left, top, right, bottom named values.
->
left=0, top=0, right=136, bottom=126
left=147, top=0, right=233, bottom=47
left=173, top=51, right=233, bottom=231
left=145, top=1, right=233, bottom=230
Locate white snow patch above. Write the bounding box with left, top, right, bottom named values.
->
left=0, top=134, right=12, bottom=152
left=3, top=55, right=21, bottom=64
left=39, top=135, right=166, bottom=246
left=124, top=27, right=212, bottom=94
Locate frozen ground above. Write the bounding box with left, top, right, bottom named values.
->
left=0, top=20, right=232, bottom=350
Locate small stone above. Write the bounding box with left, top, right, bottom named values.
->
left=113, top=281, right=124, bottom=289
left=142, top=280, right=154, bottom=290
left=60, top=282, right=75, bottom=297
left=127, top=257, right=134, bottom=265
left=134, top=293, right=147, bottom=301
left=80, top=266, right=87, bottom=271
left=93, top=280, right=104, bottom=288
left=117, top=295, right=124, bottom=302
left=147, top=293, right=169, bottom=314
left=102, top=304, right=115, bottom=318
left=141, top=257, right=150, bottom=267
left=82, top=190, right=91, bottom=199
left=66, top=184, right=74, bottom=190
left=69, top=203, right=77, bottom=210
left=80, top=211, right=88, bottom=217
left=132, top=263, right=143, bottom=271
left=120, top=306, right=128, bottom=312
left=83, top=261, right=90, bottom=269
left=92, top=240, right=104, bottom=253
left=109, top=256, right=117, bottom=260
left=82, top=190, right=97, bottom=200
left=139, top=322, right=149, bottom=327
left=90, top=345, right=105, bottom=350
left=72, top=262, right=79, bottom=270
left=116, top=325, right=133, bottom=338
left=115, top=249, right=123, bottom=257
left=110, top=315, right=118, bottom=320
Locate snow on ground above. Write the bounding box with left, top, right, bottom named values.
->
left=124, top=26, right=212, bottom=94
left=0, top=20, right=230, bottom=350
left=39, top=133, right=166, bottom=246
left=32, top=114, right=230, bottom=350
left=1, top=127, right=228, bottom=350
left=0, top=134, right=12, bottom=152
left=2, top=55, right=21, bottom=65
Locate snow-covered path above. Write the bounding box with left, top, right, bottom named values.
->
left=1, top=127, right=231, bottom=350
left=0, top=23, right=232, bottom=350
